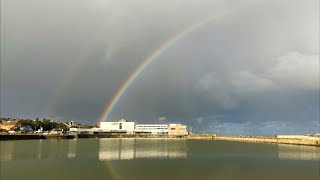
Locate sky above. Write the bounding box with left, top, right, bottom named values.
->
left=1, top=0, right=319, bottom=135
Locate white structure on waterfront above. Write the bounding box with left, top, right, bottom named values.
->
left=276, top=135, right=320, bottom=141
left=70, top=119, right=188, bottom=136
left=100, top=119, right=187, bottom=135
left=100, top=119, right=135, bottom=133
left=135, top=124, right=168, bottom=134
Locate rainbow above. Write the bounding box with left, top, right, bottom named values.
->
left=99, top=12, right=229, bottom=122
left=47, top=56, right=88, bottom=118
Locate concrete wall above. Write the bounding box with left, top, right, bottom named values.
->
left=187, top=134, right=216, bottom=140
left=276, top=135, right=320, bottom=141
left=214, top=136, right=320, bottom=146
left=69, top=128, right=93, bottom=132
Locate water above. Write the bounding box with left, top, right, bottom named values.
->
left=1, top=139, right=319, bottom=180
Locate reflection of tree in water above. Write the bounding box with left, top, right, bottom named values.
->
left=0, top=139, right=100, bottom=160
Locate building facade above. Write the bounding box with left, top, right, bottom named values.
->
left=168, top=124, right=188, bottom=136
left=135, top=124, right=168, bottom=134
left=100, top=119, right=135, bottom=133
left=97, top=119, right=188, bottom=136
left=0, top=120, right=22, bottom=131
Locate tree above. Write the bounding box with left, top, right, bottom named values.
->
left=21, top=119, right=36, bottom=130
left=35, top=117, right=41, bottom=130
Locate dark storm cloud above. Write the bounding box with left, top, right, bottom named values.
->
left=1, top=0, right=319, bottom=134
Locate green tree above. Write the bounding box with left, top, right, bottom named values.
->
left=42, top=118, right=53, bottom=131
left=21, top=119, right=36, bottom=130
left=35, top=117, right=41, bottom=130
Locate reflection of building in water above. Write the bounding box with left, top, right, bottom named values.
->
left=67, top=139, right=77, bottom=159
left=99, top=139, right=187, bottom=160
left=0, top=141, right=14, bottom=161
left=37, top=139, right=43, bottom=159
left=277, top=144, right=320, bottom=160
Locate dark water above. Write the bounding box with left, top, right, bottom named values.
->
left=1, top=139, right=319, bottom=180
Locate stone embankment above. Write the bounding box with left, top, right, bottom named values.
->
left=214, top=136, right=320, bottom=146
left=0, top=134, right=75, bottom=140
left=77, top=134, right=186, bottom=139
left=187, top=134, right=216, bottom=140
left=186, top=134, right=320, bottom=146
left=1, top=133, right=319, bottom=147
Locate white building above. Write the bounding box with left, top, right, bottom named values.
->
left=69, top=128, right=110, bottom=134
left=91, top=119, right=188, bottom=136
left=135, top=124, right=168, bottom=135
left=100, top=119, right=135, bottom=133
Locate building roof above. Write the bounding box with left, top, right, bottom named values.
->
left=2, top=120, right=20, bottom=126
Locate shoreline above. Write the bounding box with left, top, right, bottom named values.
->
left=1, top=134, right=319, bottom=147
left=187, top=134, right=320, bottom=147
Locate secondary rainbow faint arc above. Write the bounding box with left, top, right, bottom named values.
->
left=99, top=12, right=229, bottom=122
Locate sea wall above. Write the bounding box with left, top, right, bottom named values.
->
left=0, top=134, right=75, bottom=140
left=214, top=136, right=320, bottom=146
left=1, top=134, right=319, bottom=147
left=187, top=134, right=216, bottom=140
left=0, top=134, right=46, bottom=140
left=77, top=134, right=186, bottom=139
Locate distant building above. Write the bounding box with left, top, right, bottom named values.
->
left=64, top=121, right=76, bottom=127
left=71, top=119, right=188, bottom=136
left=168, top=124, right=188, bottom=136
left=135, top=124, right=168, bottom=135
left=0, top=120, right=22, bottom=131
left=99, top=119, right=188, bottom=136
left=100, top=119, right=135, bottom=134
left=20, top=126, right=33, bottom=132
left=70, top=128, right=95, bottom=134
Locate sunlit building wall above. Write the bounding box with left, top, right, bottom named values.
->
left=135, top=124, right=168, bottom=134
left=168, top=124, right=188, bottom=136
left=98, top=119, right=188, bottom=135
left=100, top=119, right=135, bottom=133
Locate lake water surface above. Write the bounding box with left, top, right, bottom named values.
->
left=1, top=139, right=319, bottom=180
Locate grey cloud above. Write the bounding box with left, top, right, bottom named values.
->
left=158, top=117, right=167, bottom=122
left=269, top=52, right=319, bottom=90
left=195, top=72, right=238, bottom=110
left=196, top=117, right=204, bottom=124
left=195, top=51, right=319, bottom=110
left=1, top=0, right=319, bottom=134
left=207, top=119, right=320, bottom=135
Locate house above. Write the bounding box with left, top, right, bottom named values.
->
left=0, top=120, right=22, bottom=131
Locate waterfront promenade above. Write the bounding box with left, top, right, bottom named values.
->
left=187, top=134, right=320, bottom=146
left=1, top=133, right=319, bottom=147
left=214, top=136, right=320, bottom=146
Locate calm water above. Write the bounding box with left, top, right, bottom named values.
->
left=1, top=139, right=319, bottom=180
